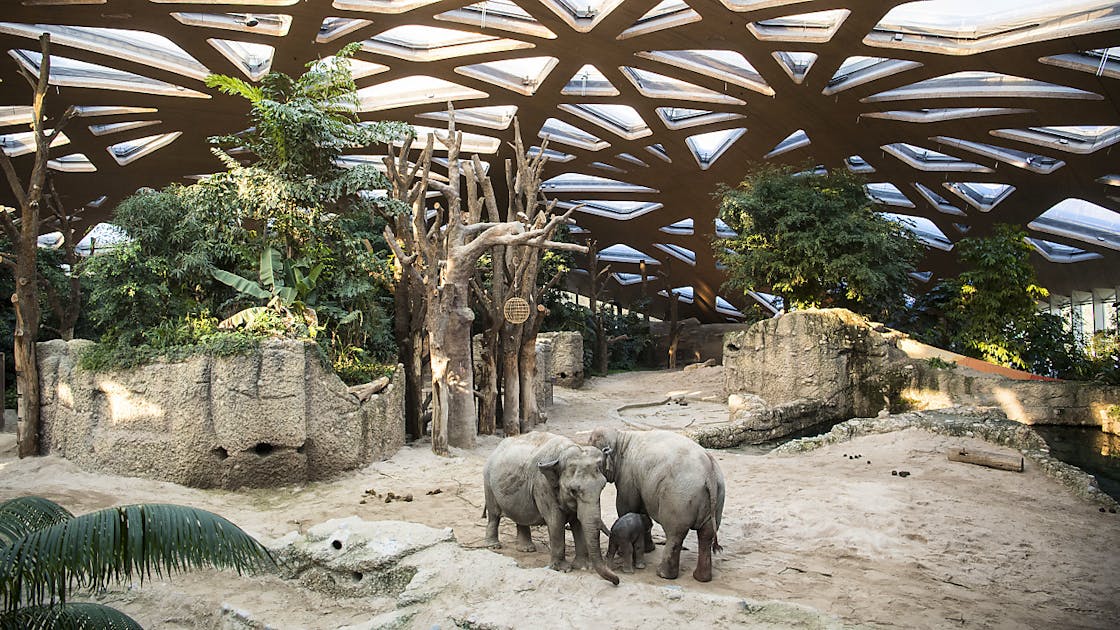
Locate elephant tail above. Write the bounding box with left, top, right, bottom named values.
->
left=482, top=506, right=488, bottom=519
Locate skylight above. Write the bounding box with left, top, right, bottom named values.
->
left=540, top=118, right=610, bottom=151
left=880, top=213, right=953, bottom=250
left=622, top=67, right=744, bottom=105
left=541, top=173, right=657, bottom=194
left=456, top=56, right=558, bottom=96
left=9, top=50, right=209, bottom=98
left=559, top=200, right=663, bottom=220
left=1029, top=199, right=1120, bottom=251
left=686, top=128, right=746, bottom=169
left=356, top=76, right=488, bottom=112
left=765, top=130, right=809, bottom=158
left=364, top=25, right=532, bottom=61
left=559, top=104, right=652, bottom=140
left=107, top=132, right=182, bottom=166
left=597, top=244, right=660, bottom=263
left=562, top=65, right=619, bottom=96
left=637, top=50, right=773, bottom=96
left=863, top=72, right=1103, bottom=103
left=748, top=9, right=850, bottom=43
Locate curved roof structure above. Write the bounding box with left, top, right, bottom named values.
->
left=2, top=1, right=1119, bottom=321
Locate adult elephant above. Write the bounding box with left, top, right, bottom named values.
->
left=483, top=432, right=619, bottom=585
left=588, top=427, right=725, bottom=582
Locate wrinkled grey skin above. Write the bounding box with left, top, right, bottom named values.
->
left=606, top=512, right=652, bottom=574
left=588, top=427, right=725, bottom=582
left=483, top=432, right=619, bottom=585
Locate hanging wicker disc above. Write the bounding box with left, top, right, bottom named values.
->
left=503, top=297, right=531, bottom=324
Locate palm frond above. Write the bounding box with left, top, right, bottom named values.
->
left=204, top=73, right=263, bottom=104
left=0, top=602, right=143, bottom=630
left=0, top=504, right=275, bottom=610
left=0, top=497, right=73, bottom=547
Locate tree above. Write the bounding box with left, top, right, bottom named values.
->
left=906, top=224, right=1050, bottom=369
left=0, top=496, right=274, bottom=628
left=382, top=112, right=583, bottom=455
left=716, top=164, right=923, bottom=319
left=0, top=34, right=76, bottom=458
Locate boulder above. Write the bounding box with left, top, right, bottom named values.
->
left=38, top=339, right=405, bottom=488
left=538, top=331, right=584, bottom=388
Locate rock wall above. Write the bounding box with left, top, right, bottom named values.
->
left=722, top=309, right=1120, bottom=442
left=471, top=335, right=555, bottom=407
left=537, top=331, right=584, bottom=388
left=38, top=339, right=405, bottom=489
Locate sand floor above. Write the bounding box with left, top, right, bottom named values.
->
left=2, top=366, right=1118, bottom=629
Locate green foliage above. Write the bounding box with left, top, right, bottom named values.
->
left=716, top=164, right=923, bottom=319
left=331, top=345, right=396, bottom=386
left=0, top=496, right=273, bottom=627
left=78, top=313, right=261, bottom=372
left=81, top=46, right=405, bottom=378
left=540, top=296, right=652, bottom=372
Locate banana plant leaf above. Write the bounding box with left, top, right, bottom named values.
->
left=211, top=268, right=270, bottom=300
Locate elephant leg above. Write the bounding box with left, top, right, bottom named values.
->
left=483, top=489, right=501, bottom=549
left=516, top=525, right=536, bottom=553
left=693, top=522, right=716, bottom=582
left=633, top=540, right=646, bottom=570
left=642, top=517, right=655, bottom=553
left=657, top=525, right=687, bottom=580
left=619, top=540, right=634, bottom=574
left=570, top=518, right=589, bottom=570
left=545, top=516, right=571, bottom=572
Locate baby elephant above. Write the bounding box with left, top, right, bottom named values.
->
left=606, top=512, right=652, bottom=573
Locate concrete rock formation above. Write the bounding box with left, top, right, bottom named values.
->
left=719, top=309, right=1120, bottom=446
left=38, top=339, right=404, bottom=488
left=538, top=331, right=584, bottom=388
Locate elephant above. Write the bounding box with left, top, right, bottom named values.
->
left=483, top=431, right=619, bottom=585
left=588, top=427, right=725, bottom=582
left=606, top=512, right=652, bottom=573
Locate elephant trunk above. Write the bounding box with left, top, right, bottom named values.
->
left=579, top=505, right=619, bottom=585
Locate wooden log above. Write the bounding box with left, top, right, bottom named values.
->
left=946, top=447, right=1024, bottom=472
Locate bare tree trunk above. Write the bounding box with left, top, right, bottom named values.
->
left=667, top=294, right=682, bottom=370
left=519, top=305, right=548, bottom=429
left=500, top=321, right=523, bottom=435
left=476, top=327, right=499, bottom=435
left=0, top=34, right=75, bottom=459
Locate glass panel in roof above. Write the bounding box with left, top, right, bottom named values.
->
left=646, top=144, right=671, bottom=163
left=418, top=105, right=518, bottom=130
left=881, top=143, right=991, bottom=172
left=456, top=56, right=558, bottom=96
left=861, top=107, right=1032, bottom=123
left=9, top=50, right=209, bottom=98
left=559, top=104, right=651, bottom=140
left=622, top=67, right=744, bottom=105
left=990, top=126, right=1120, bottom=155
left=538, top=0, right=625, bottom=33
left=76, top=222, right=127, bottom=255
left=687, top=128, right=745, bottom=169
left=0, top=130, right=70, bottom=158
left=88, top=120, right=162, bottom=137
left=637, top=49, right=773, bottom=96
left=365, top=25, right=533, bottom=61
left=715, top=218, right=736, bottom=238
left=48, top=153, right=95, bottom=173
left=933, top=136, right=1065, bottom=175
left=331, top=0, right=442, bottom=12
left=597, top=244, right=660, bottom=263
left=619, top=1, right=701, bottom=40
left=718, top=1, right=812, bottom=11
left=406, top=126, right=501, bottom=154
left=562, top=64, right=619, bottom=96
left=746, top=289, right=783, bottom=313
left=912, top=183, right=965, bottom=216
left=560, top=200, right=662, bottom=219
left=845, top=155, right=874, bottom=173
left=542, top=174, right=656, bottom=193
left=655, top=107, right=744, bottom=131
left=823, top=57, right=923, bottom=95
left=1029, top=199, right=1120, bottom=251
left=661, top=219, right=693, bottom=235
left=172, top=12, right=293, bottom=37
left=1040, top=47, right=1120, bottom=80
left=0, top=106, right=33, bottom=128
left=941, top=182, right=1015, bottom=213
left=1028, top=238, right=1103, bottom=263
left=765, top=129, right=809, bottom=158
left=0, top=23, right=209, bottom=80
left=540, top=118, right=610, bottom=151
left=654, top=243, right=696, bottom=265
left=660, top=286, right=694, bottom=303
left=107, top=132, right=182, bottom=166
left=715, top=296, right=744, bottom=317
left=748, top=9, right=850, bottom=43
left=527, top=146, right=575, bottom=162
left=771, top=51, right=817, bottom=84
left=356, top=76, right=488, bottom=112
left=436, top=2, right=556, bottom=39
left=74, top=105, right=158, bottom=118
left=863, top=72, right=1102, bottom=102
left=876, top=0, right=1113, bottom=38
left=1098, top=174, right=1120, bottom=186
left=209, top=39, right=274, bottom=81
left=318, top=17, right=373, bottom=43
left=866, top=183, right=914, bottom=208
left=613, top=272, right=646, bottom=285
left=881, top=213, right=953, bottom=250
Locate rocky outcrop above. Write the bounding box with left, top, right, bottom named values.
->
left=719, top=308, right=1120, bottom=446
left=38, top=339, right=405, bottom=488
left=687, top=398, right=830, bottom=448
left=538, top=331, right=584, bottom=388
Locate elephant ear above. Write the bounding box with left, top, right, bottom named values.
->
left=598, top=447, right=615, bottom=482
left=537, top=458, right=561, bottom=489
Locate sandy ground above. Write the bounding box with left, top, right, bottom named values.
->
left=2, top=366, right=1119, bottom=629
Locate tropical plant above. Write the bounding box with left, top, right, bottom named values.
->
left=212, top=247, right=323, bottom=334
left=0, top=495, right=274, bottom=629
left=716, top=163, right=923, bottom=319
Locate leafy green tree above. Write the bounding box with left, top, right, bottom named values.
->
left=716, top=164, right=923, bottom=319
left=0, top=496, right=273, bottom=628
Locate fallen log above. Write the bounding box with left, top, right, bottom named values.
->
left=946, top=447, right=1024, bottom=472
